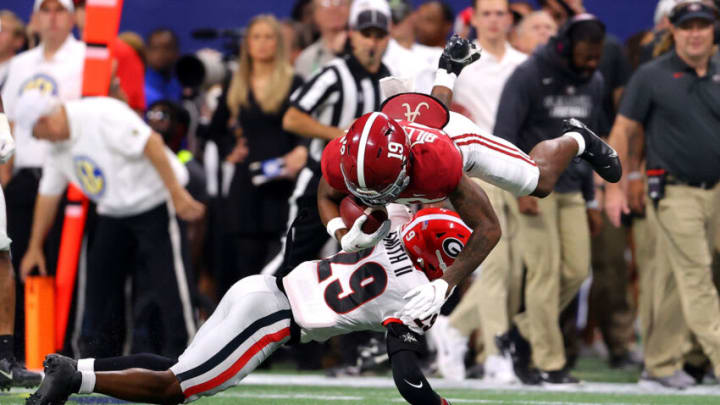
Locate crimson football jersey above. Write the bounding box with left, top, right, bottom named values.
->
left=322, top=121, right=464, bottom=204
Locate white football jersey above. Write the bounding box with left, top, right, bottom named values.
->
left=283, top=231, right=430, bottom=343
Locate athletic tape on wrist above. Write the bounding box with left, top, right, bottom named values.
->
left=77, top=358, right=95, bottom=372
left=0, top=114, right=11, bottom=139
left=433, top=69, right=457, bottom=90
left=78, top=370, right=96, bottom=394
left=326, top=217, right=347, bottom=240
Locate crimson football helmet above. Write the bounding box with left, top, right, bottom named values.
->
left=399, top=208, right=472, bottom=281
left=340, top=112, right=411, bottom=206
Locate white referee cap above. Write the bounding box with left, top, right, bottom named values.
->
left=14, top=89, right=61, bottom=137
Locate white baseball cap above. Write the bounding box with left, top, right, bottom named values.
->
left=34, top=0, right=75, bottom=12
left=349, top=0, right=391, bottom=33
left=14, top=89, right=61, bottom=138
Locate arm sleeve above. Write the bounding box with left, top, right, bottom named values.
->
left=101, top=100, right=153, bottom=157
left=290, top=66, right=339, bottom=115
left=618, top=68, right=652, bottom=123
left=286, top=75, right=307, bottom=149
left=493, top=64, right=534, bottom=145
left=38, top=157, right=69, bottom=196
left=386, top=323, right=447, bottom=405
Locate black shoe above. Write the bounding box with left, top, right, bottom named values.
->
left=540, top=369, right=580, bottom=384
left=562, top=118, right=622, bottom=183
left=355, top=338, right=389, bottom=373
left=495, top=326, right=540, bottom=385
left=466, top=363, right=484, bottom=379
left=0, top=356, right=43, bottom=390
left=683, top=362, right=710, bottom=385
left=25, top=355, right=78, bottom=405
left=609, top=352, right=640, bottom=370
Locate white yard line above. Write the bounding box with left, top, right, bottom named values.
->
left=244, top=373, right=720, bottom=397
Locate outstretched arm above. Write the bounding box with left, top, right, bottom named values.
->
left=387, top=323, right=451, bottom=405
left=430, top=35, right=481, bottom=109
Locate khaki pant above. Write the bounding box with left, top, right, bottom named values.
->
left=449, top=180, right=523, bottom=361
left=633, top=205, right=687, bottom=377
left=513, top=192, right=590, bottom=371
left=589, top=213, right=634, bottom=358
left=648, top=184, right=720, bottom=377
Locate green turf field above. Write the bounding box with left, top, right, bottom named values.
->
left=2, top=358, right=719, bottom=404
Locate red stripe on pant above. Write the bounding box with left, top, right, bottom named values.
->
left=453, top=133, right=533, bottom=160
left=183, top=327, right=290, bottom=398
left=455, top=138, right=537, bottom=167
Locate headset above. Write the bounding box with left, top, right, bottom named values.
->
left=553, top=13, right=606, bottom=58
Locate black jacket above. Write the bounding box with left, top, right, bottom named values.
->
left=494, top=43, right=603, bottom=198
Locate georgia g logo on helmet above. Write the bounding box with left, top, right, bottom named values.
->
left=442, top=237, right=464, bottom=258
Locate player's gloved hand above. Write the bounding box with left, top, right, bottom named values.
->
left=401, top=278, right=452, bottom=321
left=438, top=35, right=481, bottom=76
left=0, top=113, right=16, bottom=163
left=341, top=214, right=391, bottom=252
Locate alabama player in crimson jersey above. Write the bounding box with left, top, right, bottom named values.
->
left=318, top=38, right=621, bottom=324
left=27, top=209, right=470, bottom=405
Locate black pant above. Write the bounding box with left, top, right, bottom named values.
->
left=216, top=233, right=281, bottom=299
left=80, top=203, right=195, bottom=358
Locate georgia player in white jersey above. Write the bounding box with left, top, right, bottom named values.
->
left=28, top=209, right=470, bottom=405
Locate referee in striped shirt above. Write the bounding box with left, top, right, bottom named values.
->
left=262, top=0, right=392, bottom=277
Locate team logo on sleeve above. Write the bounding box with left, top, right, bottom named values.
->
left=19, top=74, right=59, bottom=96
left=73, top=156, right=106, bottom=199
left=442, top=238, right=463, bottom=258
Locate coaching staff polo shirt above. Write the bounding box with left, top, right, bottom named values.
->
left=39, top=97, right=188, bottom=217
left=1, top=35, right=85, bottom=170
left=619, top=50, right=720, bottom=184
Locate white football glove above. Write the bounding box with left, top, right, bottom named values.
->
left=340, top=213, right=391, bottom=253
left=401, top=279, right=452, bottom=321
left=0, top=114, right=15, bottom=164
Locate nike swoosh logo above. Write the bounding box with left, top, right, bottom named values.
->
left=404, top=379, right=423, bottom=388
left=0, top=369, right=12, bottom=380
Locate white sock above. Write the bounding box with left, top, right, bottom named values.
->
left=78, top=370, right=96, bottom=394
left=563, top=131, right=585, bottom=156
left=77, top=358, right=95, bottom=372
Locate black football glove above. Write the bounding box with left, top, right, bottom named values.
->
left=438, top=35, right=481, bottom=76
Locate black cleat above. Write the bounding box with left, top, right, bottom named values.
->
left=562, top=118, right=622, bottom=183
left=25, top=355, right=78, bottom=405
left=540, top=368, right=580, bottom=384
left=495, top=325, right=541, bottom=385
left=0, top=356, right=42, bottom=390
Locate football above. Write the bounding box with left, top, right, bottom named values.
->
left=339, top=196, right=388, bottom=234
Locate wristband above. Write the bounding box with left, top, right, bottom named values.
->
left=433, top=69, right=457, bottom=90
left=0, top=113, right=11, bottom=137
left=586, top=199, right=600, bottom=210
left=626, top=171, right=643, bottom=181
left=326, top=217, right=347, bottom=240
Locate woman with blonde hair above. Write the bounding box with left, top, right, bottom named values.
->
left=207, top=14, right=305, bottom=299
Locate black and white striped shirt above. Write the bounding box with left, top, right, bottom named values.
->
left=290, top=52, right=390, bottom=172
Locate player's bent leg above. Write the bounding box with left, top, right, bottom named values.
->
left=445, top=112, right=540, bottom=197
